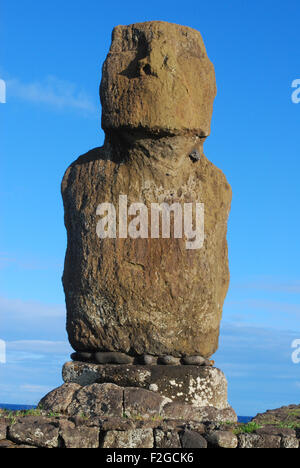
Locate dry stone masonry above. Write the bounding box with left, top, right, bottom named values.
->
left=1, top=401, right=300, bottom=449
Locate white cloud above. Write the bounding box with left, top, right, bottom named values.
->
left=216, top=320, right=300, bottom=373
left=0, top=295, right=67, bottom=342
left=20, top=384, right=53, bottom=394
left=7, top=340, right=70, bottom=355
left=214, top=320, right=300, bottom=415
left=6, top=76, right=97, bottom=114
left=232, top=277, right=300, bottom=294
left=3, top=340, right=72, bottom=366
left=0, top=296, right=65, bottom=319
left=0, top=383, right=54, bottom=404
left=226, top=298, right=300, bottom=317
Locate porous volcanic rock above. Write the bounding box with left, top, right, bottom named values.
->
left=39, top=383, right=81, bottom=414
left=100, top=21, right=216, bottom=136
left=62, top=362, right=233, bottom=410
left=8, top=417, right=60, bottom=449
left=67, top=383, right=123, bottom=418
left=102, top=428, right=154, bottom=449
left=59, top=420, right=99, bottom=449
left=252, top=404, right=300, bottom=427
left=180, top=429, right=207, bottom=448
left=206, top=430, right=238, bottom=448
left=154, top=428, right=181, bottom=448
left=237, top=433, right=281, bottom=449
left=0, top=421, right=8, bottom=440
left=62, top=21, right=232, bottom=358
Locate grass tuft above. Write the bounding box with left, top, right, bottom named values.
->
left=234, top=421, right=262, bottom=435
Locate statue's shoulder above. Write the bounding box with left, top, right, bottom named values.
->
left=61, top=145, right=116, bottom=195
left=70, top=146, right=107, bottom=167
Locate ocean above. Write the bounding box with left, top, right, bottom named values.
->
left=238, top=416, right=252, bottom=424
left=0, top=404, right=252, bottom=422
left=0, top=404, right=36, bottom=411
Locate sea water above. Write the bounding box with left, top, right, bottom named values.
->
left=0, top=404, right=36, bottom=411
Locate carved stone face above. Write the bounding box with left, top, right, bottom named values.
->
left=100, top=21, right=217, bottom=137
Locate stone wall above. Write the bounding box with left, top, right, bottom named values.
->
left=0, top=410, right=299, bottom=449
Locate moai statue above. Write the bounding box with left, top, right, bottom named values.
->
left=61, top=22, right=233, bottom=409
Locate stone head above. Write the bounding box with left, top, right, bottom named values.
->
left=100, top=21, right=217, bottom=137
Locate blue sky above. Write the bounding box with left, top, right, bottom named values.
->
left=1, top=0, right=300, bottom=416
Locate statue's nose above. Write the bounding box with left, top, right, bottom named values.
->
left=137, top=56, right=157, bottom=76
left=136, top=40, right=176, bottom=78
left=137, top=58, right=153, bottom=76
left=137, top=46, right=161, bottom=77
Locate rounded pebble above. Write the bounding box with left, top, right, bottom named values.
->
left=141, top=354, right=158, bottom=365
left=94, top=351, right=134, bottom=365
left=182, top=356, right=206, bottom=366
left=158, top=355, right=181, bottom=365
left=71, top=352, right=93, bottom=362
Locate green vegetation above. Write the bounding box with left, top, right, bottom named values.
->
left=253, top=407, right=300, bottom=429
left=0, top=408, right=60, bottom=422
left=122, top=412, right=163, bottom=422
left=129, top=413, right=144, bottom=421
left=274, top=421, right=300, bottom=430
left=286, top=408, right=300, bottom=418
left=21, top=409, right=42, bottom=417
left=151, top=415, right=163, bottom=422
left=233, top=422, right=262, bottom=435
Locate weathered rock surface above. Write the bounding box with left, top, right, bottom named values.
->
left=40, top=381, right=236, bottom=423
left=124, top=387, right=170, bottom=419
left=100, top=21, right=216, bottom=137
left=253, top=426, right=299, bottom=448
left=67, top=383, right=123, bottom=418
left=182, top=356, right=207, bottom=366
left=180, top=429, right=207, bottom=448
left=0, top=439, right=19, bottom=448
left=8, top=417, right=59, bottom=448
left=94, top=351, right=134, bottom=365
left=62, top=362, right=232, bottom=409
left=255, top=425, right=297, bottom=438
left=162, top=402, right=237, bottom=423
left=206, top=430, right=238, bottom=448
left=158, top=355, right=181, bottom=366
left=252, top=404, right=300, bottom=427
left=39, top=383, right=81, bottom=413
left=59, top=420, right=99, bottom=448
left=237, top=433, right=281, bottom=449
left=63, top=361, right=152, bottom=387
left=281, top=436, right=299, bottom=449
left=102, top=428, right=154, bottom=449
left=141, top=355, right=158, bottom=365
left=154, top=428, right=181, bottom=448
left=1, top=406, right=300, bottom=449
left=0, top=421, right=7, bottom=440
left=62, top=21, right=232, bottom=358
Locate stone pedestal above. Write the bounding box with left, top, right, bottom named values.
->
left=63, top=361, right=231, bottom=410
